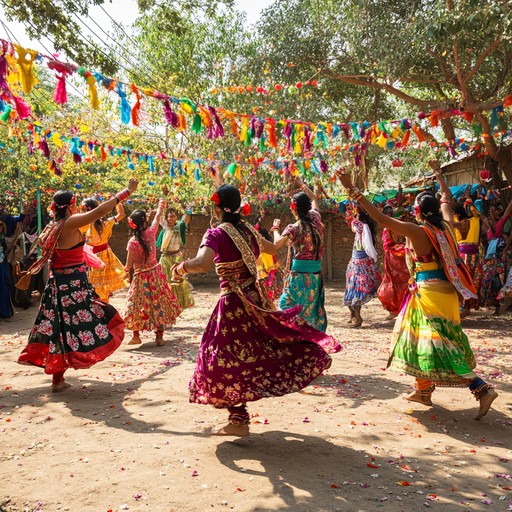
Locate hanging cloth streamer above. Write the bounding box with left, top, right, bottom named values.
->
left=13, top=44, right=38, bottom=94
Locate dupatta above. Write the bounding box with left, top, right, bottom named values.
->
left=217, top=221, right=274, bottom=310
left=422, top=221, right=477, bottom=301
left=15, top=220, right=65, bottom=290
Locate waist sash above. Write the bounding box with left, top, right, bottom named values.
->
left=291, top=259, right=321, bottom=273
left=458, top=243, right=478, bottom=255
left=92, top=243, right=109, bottom=254
left=416, top=269, right=448, bottom=282
left=352, top=250, right=368, bottom=260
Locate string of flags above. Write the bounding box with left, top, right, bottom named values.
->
left=1, top=38, right=512, bottom=170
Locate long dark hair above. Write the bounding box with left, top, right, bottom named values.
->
left=357, top=209, right=377, bottom=245
left=216, top=184, right=242, bottom=226
left=416, top=191, right=444, bottom=229
left=82, top=197, right=104, bottom=235
left=128, top=209, right=150, bottom=258
left=292, top=191, right=322, bottom=259
left=52, top=191, right=75, bottom=220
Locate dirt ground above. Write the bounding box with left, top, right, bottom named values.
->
left=0, top=283, right=511, bottom=512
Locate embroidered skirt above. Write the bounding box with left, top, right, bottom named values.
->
left=343, top=251, right=382, bottom=307
left=159, top=252, right=194, bottom=309
left=88, top=247, right=128, bottom=301
left=123, top=264, right=182, bottom=332
left=189, top=282, right=341, bottom=408
left=279, top=271, right=327, bottom=332
left=18, top=264, right=124, bottom=374
left=388, top=279, right=477, bottom=386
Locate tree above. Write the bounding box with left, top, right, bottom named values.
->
left=255, top=0, right=512, bottom=185
left=0, top=0, right=233, bottom=74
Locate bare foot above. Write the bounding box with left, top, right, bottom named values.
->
left=128, top=336, right=142, bottom=345
left=346, top=317, right=354, bottom=325
left=403, top=391, right=433, bottom=406
left=349, top=318, right=363, bottom=328
left=475, top=389, right=498, bottom=420
left=215, top=423, right=250, bottom=437
left=52, top=381, right=72, bottom=393
left=385, top=313, right=397, bottom=320
left=155, top=335, right=164, bottom=347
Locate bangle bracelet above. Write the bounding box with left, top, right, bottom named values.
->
left=116, top=189, right=131, bottom=202
left=176, top=261, right=189, bottom=276
left=300, top=185, right=307, bottom=191
left=440, top=199, right=450, bottom=205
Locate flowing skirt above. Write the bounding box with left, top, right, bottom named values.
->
left=189, top=283, right=341, bottom=407
left=343, top=254, right=382, bottom=307
left=481, top=257, right=505, bottom=307
left=498, top=266, right=512, bottom=299
left=461, top=251, right=483, bottom=309
left=18, top=264, right=124, bottom=374
left=88, top=247, right=128, bottom=301
left=123, top=264, right=182, bottom=332
left=377, top=250, right=409, bottom=314
left=388, top=280, right=477, bottom=386
left=159, top=253, right=194, bottom=309
left=279, top=271, right=327, bottom=332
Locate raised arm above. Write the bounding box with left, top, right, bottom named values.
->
left=294, top=176, right=320, bottom=211
left=65, top=179, right=138, bottom=230
left=336, top=171, right=425, bottom=242
left=113, top=202, right=125, bottom=223
left=429, top=160, right=453, bottom=226
left=151, top=199, right=166, bottom=229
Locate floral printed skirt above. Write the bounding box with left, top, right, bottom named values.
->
left=343, top=253, right=382, bottom=307
left=189, top=283, right=341, bottom=408
left=279, top=271, right=327, bottom=332
left=18, top=264, right=124, bottom=375
left=123, top=264, right=182, bottom=332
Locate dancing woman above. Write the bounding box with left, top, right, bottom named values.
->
left=171, top=184, right=340, bottom=436
left=343, top=206, right=381, bottom=327
left=157, top=206, right=194, bottom=309
left=123, top=199, right=182, bottom=346
left=272, top=177, right=328, bottom=332
left=377, top=207, right=410, bottom=319
left=337, top=164, right=498, bottom=420
left=480, top=200, right=512, bottom=315
left=17, top=179, right=138, bottom=392
left=81, top=198, right=128, bottom=302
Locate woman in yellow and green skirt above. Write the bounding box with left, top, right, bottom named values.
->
left=337, top=163, right=498, bottom=421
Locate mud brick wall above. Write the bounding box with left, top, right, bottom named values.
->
left=108, top=212, right=383, bottom=285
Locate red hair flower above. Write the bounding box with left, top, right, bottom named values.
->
left=211, top=192, right=220, bottom=205
left=290, top=199, right=297, bottom=210
left=241, top=203, right=251, bottom=216
left=414, top=205, right=421, bottom=216
left=128, top=219, right=137, bottom=229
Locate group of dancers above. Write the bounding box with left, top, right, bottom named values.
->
left=10, top=159, right=505, bottom=434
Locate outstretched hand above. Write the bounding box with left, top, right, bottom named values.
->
left=127, top=178, right=139, bottom=194
left=428, top=160, right=441, bottom=174
left=336, top=170, right=353, bottom=190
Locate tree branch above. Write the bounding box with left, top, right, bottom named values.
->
left=320, top=70, right=435, bottom=108
left=464, top=39, right=502, bottom=85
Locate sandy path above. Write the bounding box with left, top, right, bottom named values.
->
left=1, top=284, right=511, bottom=512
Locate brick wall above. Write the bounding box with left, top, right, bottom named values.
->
left=108, top=212, right=383, bottom=284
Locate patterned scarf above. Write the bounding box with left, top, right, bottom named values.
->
left=15, top=220, right=65, bottom=290
left=422, top=221, right=477, bottom=301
